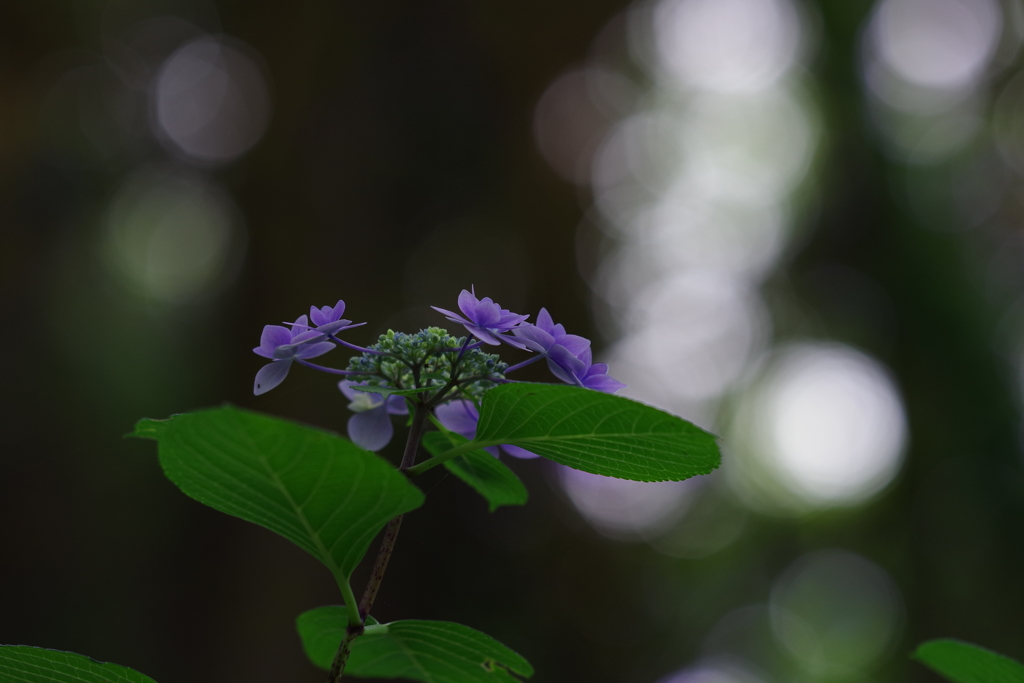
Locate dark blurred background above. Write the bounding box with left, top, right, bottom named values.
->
left=3, top=0, right=1024, bottom=681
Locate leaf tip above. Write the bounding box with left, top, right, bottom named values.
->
left=127, top=418, right=168, bottom=440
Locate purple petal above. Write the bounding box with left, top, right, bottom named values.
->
left=254, top=360, right=292, bottom=395
left=582, top=373, right=627, bottom=393
left=338, top=380, right=359, bottom=400
left=272, top=343, right=300, bottom=360
left=546, top=345, right=587, bottom=384
left=310, top=300, right=347, bottom=327
left=431, top=306, right=470, bottom=326
left=310, top=306, right=328, bottom=327
left=315, top=319, right=353, bottom=336
left=339, top=380, right=385, bottom=405
left=295, top=341, right=336, bottom=359
left=535, top=308, right=554, bottom=334
left=347, top=406, right=395, bottom=451
left=495, top=332, right=530, bottom=350
left=559, top=334, right=591, bottom=358
left=435, top=400, right=480, bottom=440
left=512, top=324, right=555, bottom=353
left=338, top=379, right=374, bottom=401
left=465, top=325, right=504, bottom=346
left=471, top=299, right=502, bottom=327
left=291, top=328, right=323, bottom=344
left=386, top=394, right=409, bottom=415
left=457, top=289, right=479, bottom=319
left=500, top=444, right=540, bottom=459
left=257, top=325, right=293, bottom=356
left=494, top=311, right=529, bottom=329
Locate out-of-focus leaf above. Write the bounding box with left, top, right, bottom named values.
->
left=0, top=645, right=157, bottom=683
left=468, top=383, right=719, bottom=482
left=297, top=606, right=533, bottom=682
left=132, top=406, right=424, bottom=581
left=914, top=639, right=1024, bottom=683
left=422, top=432, right=527, bottom=512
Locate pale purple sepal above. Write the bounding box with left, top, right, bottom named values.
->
left=254, top=325, right=294, bottom=358
left=338, top=381, right=408, bottom=451
left=348, top=408, right=395, bottom=452
left=254, top=361, right=292, bottom=395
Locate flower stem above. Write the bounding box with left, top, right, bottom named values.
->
left=328, top=334, right=387, bottom=355
left=504, top=353, right=543, bottom=374
left=325, top=404, right=429, bottom=683
left=296, top=360, right=367, bottom=375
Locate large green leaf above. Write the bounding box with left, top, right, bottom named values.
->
left=133, top=406, right=424, bottom=581
left=422, top=432, right=527, bottom=512
left=297, top=606, right=533, bottom=682
left=0, top=645, right=157, bottom=683
left=914, top=639, right=1024, bottom=683
left=431, top=383, right=720, bottom=482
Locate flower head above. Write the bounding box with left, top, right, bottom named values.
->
left=434, top=400, right=538, bottom=459
left=339, top=380, right=409, bottom=451
left=345, top=328, right=507, bottom=404
left=432, top=287, right=529, bottom=347
left=253, top=315, right=336, bottom=395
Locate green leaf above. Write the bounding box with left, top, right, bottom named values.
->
left=133, top=406, right=424, bottom=581
left=914, top=639, right=1024, bottom=683
left=422, top=432, right=527, bottom=512
left=469, top=383, right=719, bottom=482
left=0, top=645, right=157, bottom=683
left=297, top=606, right=533, bottom=682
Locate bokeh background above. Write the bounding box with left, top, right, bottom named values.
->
left=3, top=0, right=1024, bottom=681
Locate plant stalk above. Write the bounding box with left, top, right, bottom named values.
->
left=325, top=403, right=429, bottom=682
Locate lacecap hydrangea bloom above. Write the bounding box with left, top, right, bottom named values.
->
left=251, top=289, right=623, bottom=452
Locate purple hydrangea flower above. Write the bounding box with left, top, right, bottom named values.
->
left=253, top=315, right=336, bottom=395
left=512, top=307, right=592, bottom=384
left=573, top=347, right=627, bottom=393
left=339, top=381, right=409, bottom=451
left=432, top=287, right=529, bottom=348
left=308, top=300, right=354, bottom=337
left=434, top=400, right=538, bottom=459
left=512, top=308, right=624, bottom=393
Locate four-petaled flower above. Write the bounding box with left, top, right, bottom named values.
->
left=434, top=400, right=538, bottom=459
left=308, top=300, right=354, bottom=337
left=339, top=381, right=409, bottom=451
left=253, top=315, right=335, bottom=395
left=432, top=288, right=529, bottom=348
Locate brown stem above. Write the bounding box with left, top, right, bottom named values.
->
left=357, top=514, right=403, bottom=618
left=326, top=403, right=429, bottom=682
left=325, top=624, right=361, bottom=683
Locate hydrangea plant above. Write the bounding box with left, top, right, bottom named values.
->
left=0, top=290, right=1018, bottom=682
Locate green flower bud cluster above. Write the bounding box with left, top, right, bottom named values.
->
left=345, top=328, right=507, bottom=403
